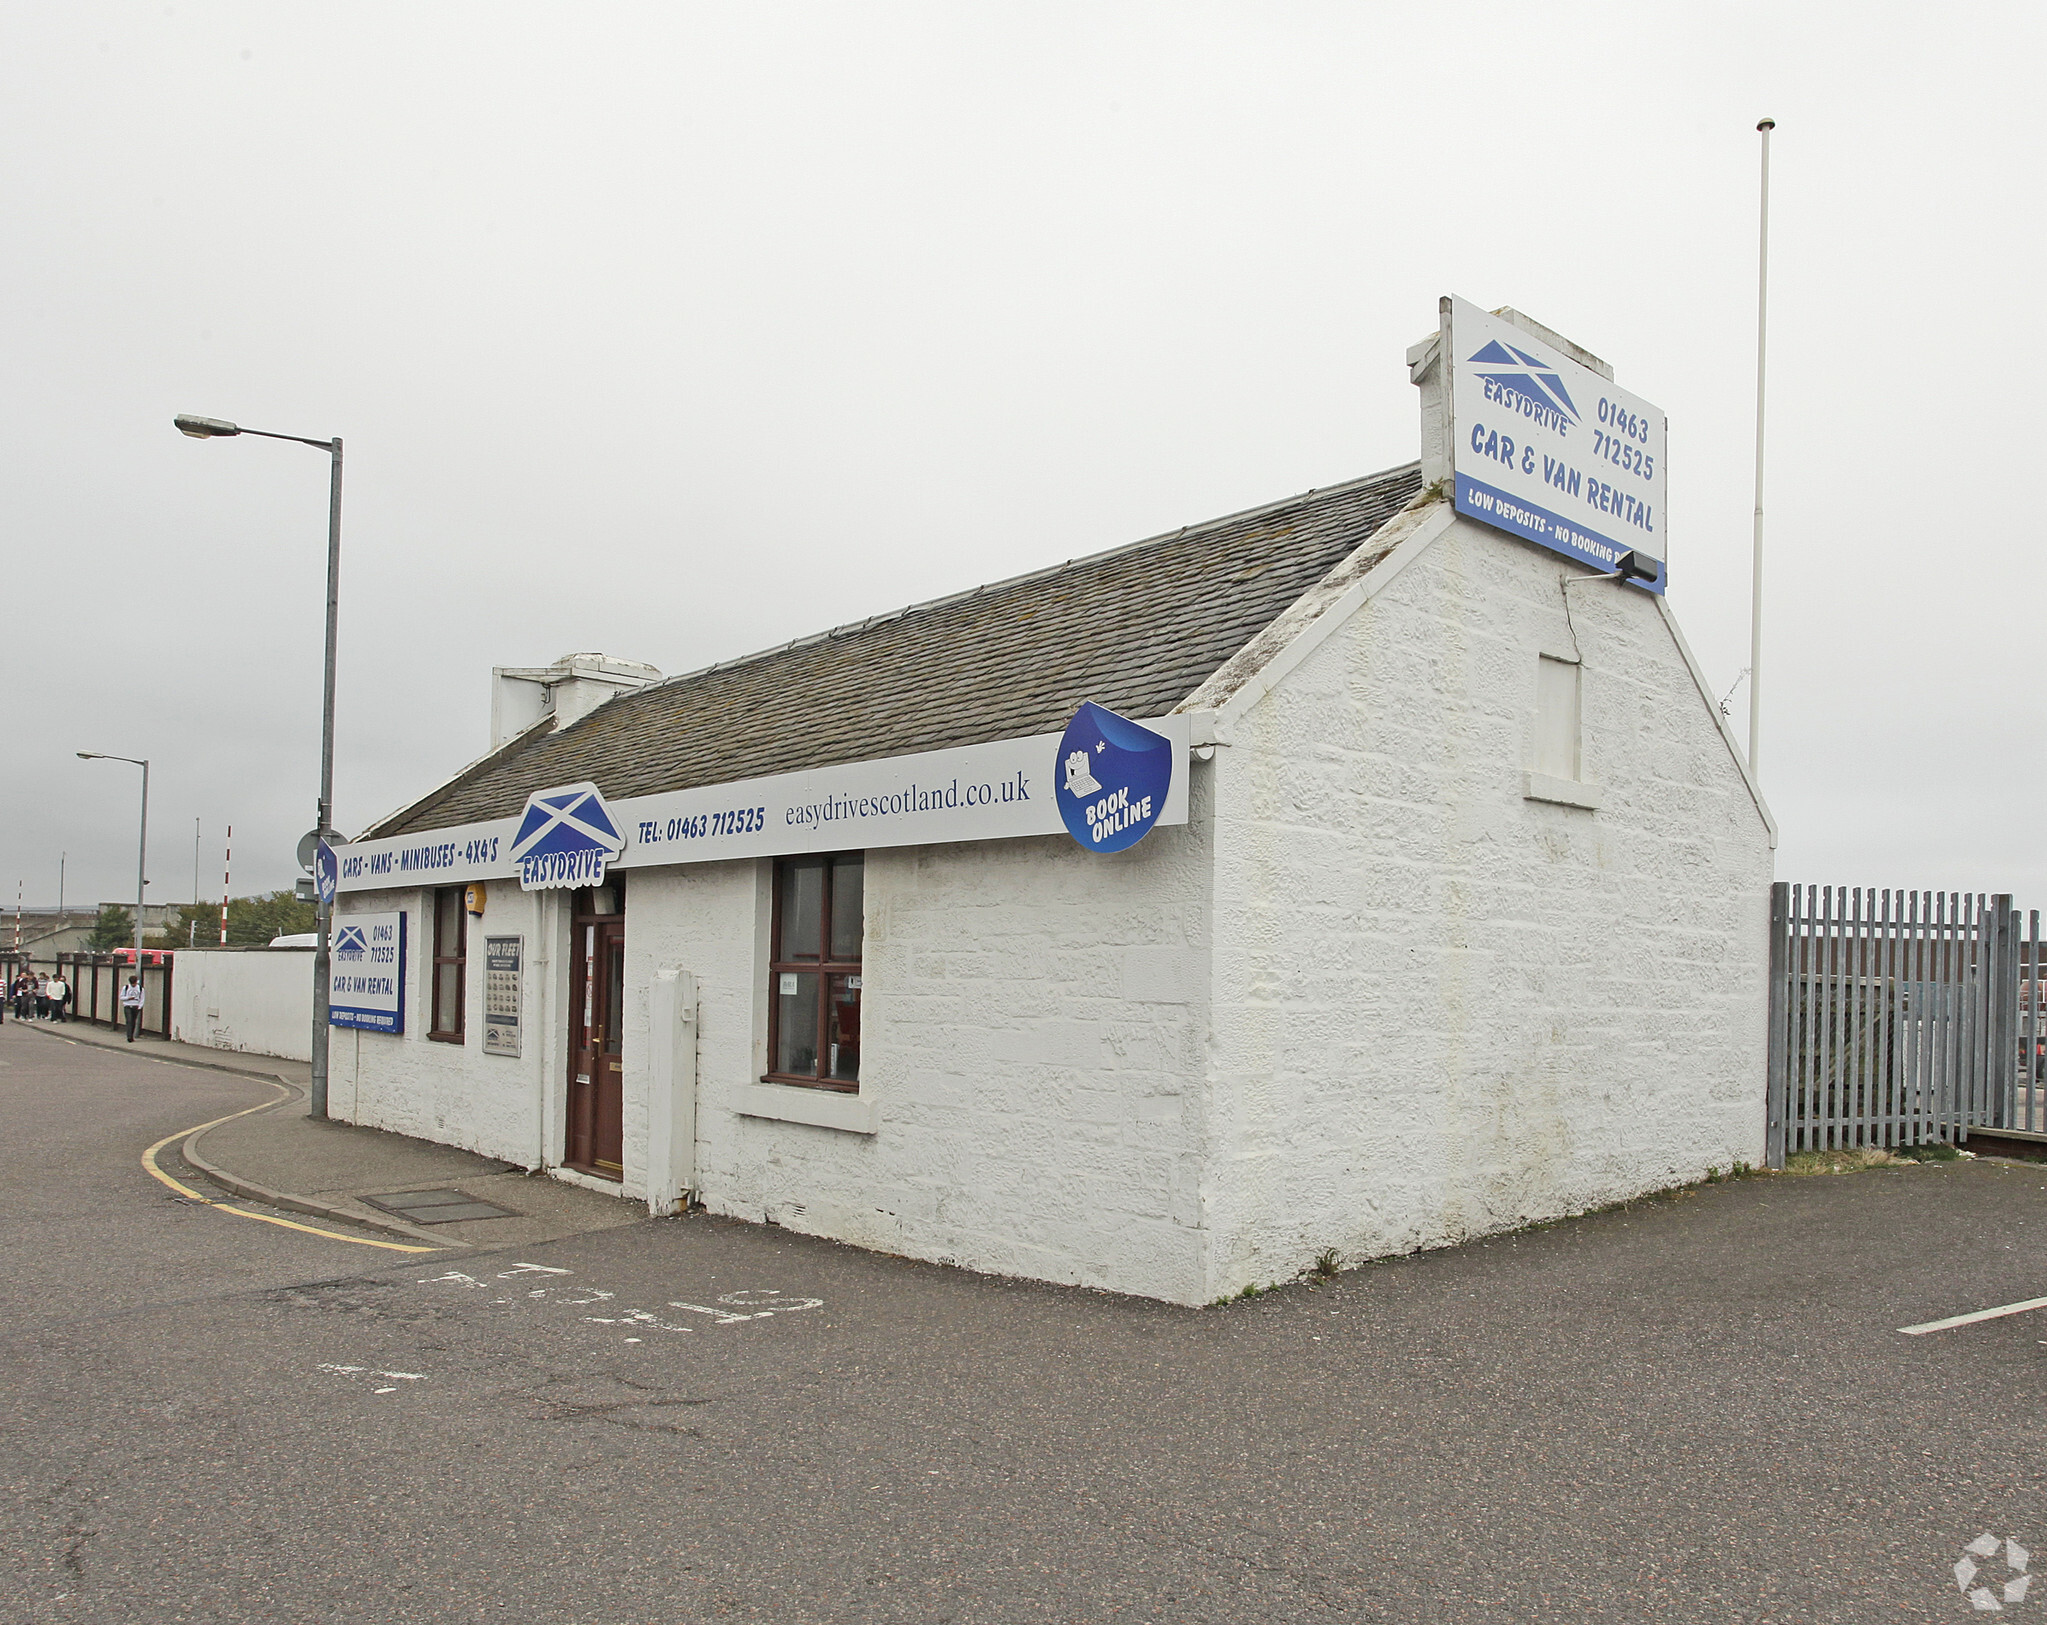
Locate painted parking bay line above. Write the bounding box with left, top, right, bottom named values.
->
left=1899, top=1295, right=2047, bottom=1335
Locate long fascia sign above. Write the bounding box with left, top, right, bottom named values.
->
left=334, top=714, right=1193, bottom=894
left=1445, top=295, right=1668, bottom=592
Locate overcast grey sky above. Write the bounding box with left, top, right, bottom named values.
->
left=4, top=2, right=2043, bottom=913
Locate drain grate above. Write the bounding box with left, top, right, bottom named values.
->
left=359, top=1188, right=517, bottom=1224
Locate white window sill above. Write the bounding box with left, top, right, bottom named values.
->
left=739, top=1082, right=877, bottom=1136
left=1523, top=772, right=1602, bottom=811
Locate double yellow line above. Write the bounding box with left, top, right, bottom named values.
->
left=141, top=1081, right=438, bottom=1254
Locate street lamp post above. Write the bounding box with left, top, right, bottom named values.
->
left=175, top=413, right=342, bottom=1120
left=76, top=753, right=148, bottom=972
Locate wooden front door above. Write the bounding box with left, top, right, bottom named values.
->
left=567, top=911, right=625, bottom=1178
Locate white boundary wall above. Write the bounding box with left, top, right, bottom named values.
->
left=170, top=947, right=316, bottom=1062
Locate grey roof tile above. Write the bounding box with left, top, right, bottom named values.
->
left=369, top=461, right=1423, bottom=836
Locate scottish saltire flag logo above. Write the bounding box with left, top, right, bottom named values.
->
left=511, top=781, right=627, bottom=890
left=1055, top=702, right=1172, bottom=854
left=1467, top=337, right=1579, bottom=432
left=333, top=924, right=368, bottom=959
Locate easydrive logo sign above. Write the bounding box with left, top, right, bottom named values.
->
left=1466, top=334, right=1581, bottom=435
left=1446, top=294, right=1669, bottom=593
left=511, top=782, right=627, bottom=890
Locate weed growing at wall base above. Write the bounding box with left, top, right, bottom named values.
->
left=1209, top=1163, right=1778, bottom=1307
left=1783, top=1144, right=1964, bottom=1176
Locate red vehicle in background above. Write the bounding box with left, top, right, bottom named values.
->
left=104, top=948, right=172, bottom=966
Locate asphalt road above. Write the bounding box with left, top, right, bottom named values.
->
left=3, top=1022, right=2045, bottom=1623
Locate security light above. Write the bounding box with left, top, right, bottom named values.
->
left=1616, top=550, right=1663, bottom=586
left=173, top=414, right=241, bottom=438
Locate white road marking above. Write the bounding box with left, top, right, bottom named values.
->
left=667, top=1301, right=753, bottom=1324
left=416, top=1267, right=822, bottom=1335
left=1899, top=1295, right=2047, bottom=1335
left=718, top=1289, right=823, bottom=1311
left=668, top=1291, right=825, bottom=1324
left=584, top=1308, right=698, bottom=1333
left=319, top=1364, right=427, bottom=1393
left=318, top=1364, right=426, bottom=1379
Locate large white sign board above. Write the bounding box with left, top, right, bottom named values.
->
left=329, top=911, right=406, bottom=1033
left=1446, top=296, right=1668, bottom=591
left=336, top=714, right=1192, bottom=894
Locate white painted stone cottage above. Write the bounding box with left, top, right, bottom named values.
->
left=333, top=308, right=1774, bottom=1304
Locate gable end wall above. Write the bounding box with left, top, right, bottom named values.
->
left=1203, top=515, right=1773, bottom=1293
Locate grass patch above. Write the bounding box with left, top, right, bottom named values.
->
left=1783, top=1143, right=1961, bottom=1175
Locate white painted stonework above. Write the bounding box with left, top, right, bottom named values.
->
left=333, top=496, right=1772, bottom=1305
left=333, top=883, right=564, bottom=1165
left=1194, top=510, right=1771, bottom=1292
left=170, top=946, right=316, bottom=1062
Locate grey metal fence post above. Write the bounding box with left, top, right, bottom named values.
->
left=1766, top=881, right=1790, bottom=1169
left=1993, top=895, right=2017, bottom=1131
left=2022, top=904, right=2038, bottom=1129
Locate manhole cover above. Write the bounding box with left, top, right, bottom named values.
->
left=359, top=1188, right=517, bottom=1224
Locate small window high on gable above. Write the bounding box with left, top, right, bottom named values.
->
left=1532, top=655, right=1581, bottom=782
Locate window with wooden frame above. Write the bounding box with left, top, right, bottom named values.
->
left=429, top=884, right=467, bottom=1042
left=765, top=853, right=863, bottom=1092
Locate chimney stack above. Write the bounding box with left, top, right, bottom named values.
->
left=489, top=653, right=662, bottom=751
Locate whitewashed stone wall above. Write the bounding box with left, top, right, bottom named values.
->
left=1201, top=513, right=1773, bottom=1296
left=331, top=510, right=1769, bottom=1308
left=169, top=946, right=315, bottom=1061
left=334, top=830, right=1219, bottom=1304
left=636, top=809, right=1217, bottom=1304
left=332, top=882, right=561, bottom=1167
left=614, top=858, right=760, bottom=1200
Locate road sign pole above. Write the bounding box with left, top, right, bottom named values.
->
left=310, top=437, right=342, bottom=1121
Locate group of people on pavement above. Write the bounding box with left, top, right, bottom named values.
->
left=4, top=968, right=147, bottom=1039
left=7, top=969, right=70, bottom=1022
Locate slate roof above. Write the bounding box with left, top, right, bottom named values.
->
left=367, top=461, right=1424, bottom=837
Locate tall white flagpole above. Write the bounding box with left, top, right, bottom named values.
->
left=1748, top=117, right=1775, bottom=777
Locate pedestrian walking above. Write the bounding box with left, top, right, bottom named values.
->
left=119, top=974, right=145, bottom=1042
left=45, top=971, right=68, bottom=1023
left=35, top=972, right=50, bottom=1021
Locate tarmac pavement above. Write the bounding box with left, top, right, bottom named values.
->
left=3, top=1017, right=2046, bottom=1623
left=21, top=1016, right=642, bottom=1250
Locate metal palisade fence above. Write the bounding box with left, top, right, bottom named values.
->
left=1766, top=885, right=2045, bottom=1167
